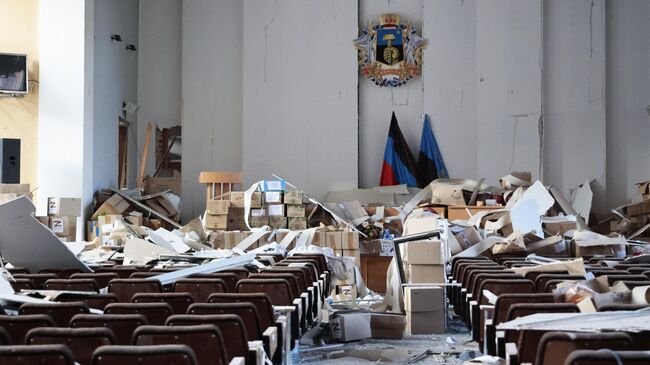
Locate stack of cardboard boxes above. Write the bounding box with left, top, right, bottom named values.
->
left=404, top=286, right=446, bottom=334
left=402, top=240, right=445, bottom=284
left=46, top=197, right=81, bottom=242
left=204, top=191, right=258, bottom=231
left=313, top=231, right=361, bottom=265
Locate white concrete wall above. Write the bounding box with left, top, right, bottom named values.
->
left=422, top=0, right=477, bottom=179
left=38, top=0, right=93, bottom=215
left=181, top=0, right=243, bottom=220
left=93, top=0, right=139, bottom=191
left=606, top=0, right=650, bottom=207
left=475, top=0, right=542, bottom=184
left=543, top=0, right=607, bottom=210
left=138, top=0, right=182, bottom=180
left=242, top=0, right=359, bottom=197
left=359, top=0, right=423, bottom=187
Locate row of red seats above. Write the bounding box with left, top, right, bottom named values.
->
left=0, top=253, right=330, bottom=365
left=448, top=255, right=650, bottom=365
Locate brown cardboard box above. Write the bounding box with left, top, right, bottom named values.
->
left=404, top=286, right=445, bottom=312
left=36, top=216, right=50, bottom=227
left=48, top=197, right=81, bottom=217
left=206, top=200, right=230, bottom=215
left=342, top=249, right=360, bottom=266
left=224, top=231, right=240, bottom=249
left=627, top=201, right=650, bottom=217
left=286, top=204, right=305, bottom=218
left=267, top=204, right=285, bottom=217
left=227, top=207, right=247, bottom=231
left=407, top=264, right=445, bottom=284
left=228, top=192, right=245, bottom=208
left=453, top=227, right=481, bottom=250
left=402, top=240, right=442, bottom=265
left=269, top=216, right=287, bottom=229
left=106, top=194, right=130, bottom=213
left=264, top=191, right=284, bottom=204
left=98, top=215, right=122, bottom=227
left=208, top=230, right=226, bottom=249
left=572, top=241, right=626, bottom=258
left=288, top=217, right=307, bottom=230
left=544, top=220, right=578, bottom=236
left=447, top=205, right=501, bottom=222
left=284, top=191, right=304, bottom=205
left=342, top=231, right=360, bottom=250
left=250, top=215, right=269, bottom=228
left=205, top=214, right=228, bottom=230
left=50, top=216, right=77, bottom=237
left=251, top=192, right=263, bottom=208
left=143, top=172, right=181, bottom=196
left=126, top=212, right=143, bottom=226
left=370, top=313, right=406, bottom=339
left=0, top=183, right=30, bottom=194
left=87, top=221, right=100, bottom=241
left=313, top=232, right=327, bottom=246
left=58, top=235, right=77, bottom=243
left=406, top=310, right=446, bottom=334
left=250, top=208, right=266, bottom=217
left=326, top=232, right=343, bottom=249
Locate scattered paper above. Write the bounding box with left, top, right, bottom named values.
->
left=148, top=228, right=192, bottom=253
left=572, top=179, right=593, bottom=225
left=123, top=237, right=176, bottom=265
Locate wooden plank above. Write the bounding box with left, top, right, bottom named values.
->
left=137, top=122, right=154, bottom=188
left=198, top=171, right=243, bottom=184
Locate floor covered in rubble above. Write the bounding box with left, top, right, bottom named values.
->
left=294, top=315, right=475, bottom=364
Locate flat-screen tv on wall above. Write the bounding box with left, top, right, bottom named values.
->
left=0, top=53, right=28, bottom=94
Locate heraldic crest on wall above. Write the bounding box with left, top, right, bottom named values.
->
left=354, top=13, right=427, bottom=87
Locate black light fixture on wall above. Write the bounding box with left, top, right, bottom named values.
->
left=110, top=34, right=122, bottom=42
left=126, top=44, right=137, bottom=51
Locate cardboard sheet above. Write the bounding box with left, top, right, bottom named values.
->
left=511, top=257, right=586, bottom=276
left=0, top=197, right=91, bottom=273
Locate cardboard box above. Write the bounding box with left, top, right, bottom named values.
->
left=227, top=207, right=247, bottom=231
left=447, top=205, right=501, bottom=222
left=267, top=204, right=285, bottom=217
left=402, top=240, right=442, bottom=265
left=313, top=232, right=326, bottom=246
left=453, top=227, right=481, bottom=250
left=0, top=193, right=18, bottom=204
left=370, top=313, right=406, bottom=339
left=98, top=215, right=122, bottom=227
left=342, top=249, right=360, bottom=266
left=87, top=221, right=100, bottom=241
left=106, top=194, right=130, bottom=213
left=58, top=235, right=77, bottom=243
left=572, top=241, right=626, bottom=258
left=126, top=212, right=143, bottom=226
left=250, top=208, right=266, bottom=217
left=544, top=220, right=578, bottom=236
left=407, top=264, right=445, bottom=284
left=404, top=286, right=445, bottom=312
left=286, top=204, right=305, bottom=218
left=209, top=230, right=226, bottom=249
left=262, top=180, right=286, bottom=192
left=329, top=312, right=371, bottom=342
left=228, top=192, right=245, bottom=208
left=50, top=216, right=77, bottom=237
left=206, top=200, right=230, bottom=215
left=284, top=191, right=304, bottom=205
left=251, top=192, right=263, bottom=208
left=406, top=310, right=446, bottom=334
left=143, top=172, right=181, bottom=196
left=288, top=217, right=307, bottom=231
left=36, top=216, right=50, bottom=227
left=205, top=214, right=228, bottom=230
left=250, top=215, right=269, bottom=228
left=223, top=231, right=240, bottom=249
left=326, top=232, right=343, bottom=249
left=264, top=191, right=284, bottom=204
left=48, top=197, right=81, bottom=217
left=342, top=231, right=360, bottom=250
left=269, top=216, right=287, bottom=229
left=0, top=183, right=30, bottom=194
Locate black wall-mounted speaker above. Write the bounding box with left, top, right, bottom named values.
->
left=0, top=138, right=20, bottom=184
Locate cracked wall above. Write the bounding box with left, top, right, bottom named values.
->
left=543, top=0, right=607, bottom=212
left=242, top=0, right=359, bottom=197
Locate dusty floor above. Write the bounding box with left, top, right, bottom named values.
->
left=294, top=314, right=478, bottom=364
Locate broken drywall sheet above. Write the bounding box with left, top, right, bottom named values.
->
left=572, top=179, right=593, bottom=225
left=510, top=199, right=544, bottom=238
left=123, top=237, right=176, bottom=265
left=512, top=181, right=554, bottom=216
left=0, top=196, right=91, bottom=273
left=148, top=228, right=192, bottom=253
